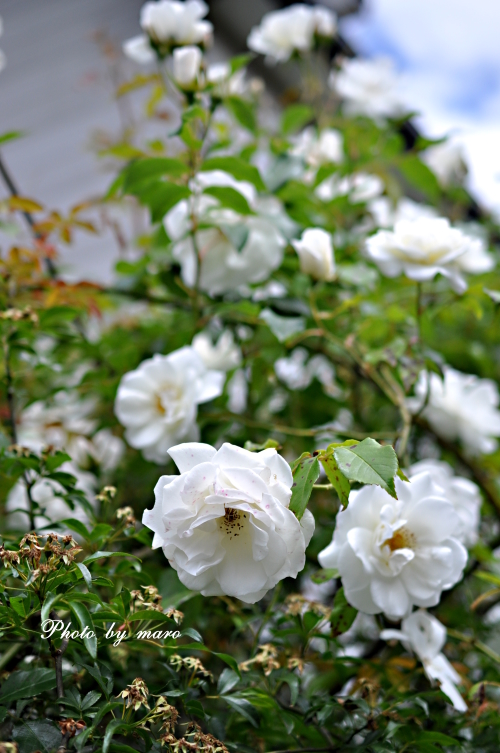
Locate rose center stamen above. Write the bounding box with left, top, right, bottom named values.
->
left=383, top=527, right=415, bottom=552
left=220, top=507, right=247, bottom=540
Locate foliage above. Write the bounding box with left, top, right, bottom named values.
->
left=1, top=5, right=500, bottom=753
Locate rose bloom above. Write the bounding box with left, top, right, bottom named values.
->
left=247, top=4, right=337, bottom=64
left=365, top=217, right=494, bottom=293
left=318, top=473, right=467, bottom=620
left=410, top=366, right=500, bottom=456
left=329, top=57, right=404, bottom=121
left=291, top=228, right=335, bottom=281
left=6, top=463, right=96, bottom=531
left=164, top=170, right=286, bottom=296
left=123, top=0, right=212, bottom=64
left=143, top=442, right=315, bottom=603
left=422, top=140, right=467, bottom=187
left=381, top=610, right=467, bottom=712
left=408, top=459, right=481, bottom=548
left=192, top=330, right=242, bottom=372
left=114, top=346, right=225, bottom=464
left=172, top=45, right=202, bottom=88
left=290, top=127, right=343, bottom=169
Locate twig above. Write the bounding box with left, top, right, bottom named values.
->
left=49, top=609, right=69, bottom=699
left=0, top=152, right=57, bottom=278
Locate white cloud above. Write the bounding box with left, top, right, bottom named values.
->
left=341, top=0, right=500, bottom=210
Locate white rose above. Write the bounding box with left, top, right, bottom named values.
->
left=247, top=4, right=337, bottom=64
left=410, top=366, right=500, bottom=456
left=318, top=473, right=467, bottom=620
left=142, top=441, right=315, bottom=602
left=422, top=141, right=467, bottom=187
left=368, top=197, right=438, bottom=229
left=290, top=127, right=343, bottom=169
left=316, top=172, right=384, bottom=204
left=292, top=228, right=335, bottom=281
left=164, top=170, right=286, bottom=295
left=173, top=45, right=202, bottom=88
left=365, top=217, right=493, bottom=293
left=408, top=459, right=481, bottom=548
left=123, top=35, right=156, bottom=65
left=141, top=0, right=212, bottom=46
left=6, top=463, right=96, bottom=531
left=114, top=346, right=225, bottom=464
left=18, top=391, right=98, bottom=453
left=192, top=330, right=242, bottom=372
left=207, top=62, right=248, bottom=98
left=275, top=347, right=337, bottom=396
left=123, top=0, right=212, bottom=63
left=88, top=429, right=126, bottom=474
left=329, top=57, right=404, bottom=121
left=381, top=610, right=467, bottom=711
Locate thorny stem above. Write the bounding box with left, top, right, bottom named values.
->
left=0, top=152, right=57, bottom=278
left=2, top=328, right=36, bottom=529
left=48, top=609, right=69, bottom=699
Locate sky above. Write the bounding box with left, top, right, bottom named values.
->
left=340, top=0, right=500, bottom=211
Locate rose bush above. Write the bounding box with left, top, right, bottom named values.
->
left=1, top=2, right=500, bottom=751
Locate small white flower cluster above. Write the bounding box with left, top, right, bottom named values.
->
left=247, top=4, right=337, bottom=64
left=7, top=391, right=124, bottom=530
left=123, top=0, right=213, bottom=65
left=164, top=170, right=287, bottom=295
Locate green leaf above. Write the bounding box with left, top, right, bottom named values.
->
left=136, top=182, right=191, bottom=223
left=417, top=731, right=461, bottom=746
left=0, top=669, right=57, bottom=703
left=330, top=587, right=358, bottom=637
left=333, top=437, right=399, bottom=498
left=82, top=551, right=141, bottom=565
left=281, top=104, right=314, bottom=135
left=217, top=668, right=240, bottom=695
left=58, top=518, right=91, bottom=540
left=212, top=651, right=241, bottom=677
left=41, top=591, right=61, bottom=625
left=320, top=453, right=351, bottom=508
left=0, top=130, right=25, bottom=147
left=289, top=454, right=320, bottom=520
left=225, top=96, right=257, bottom=133
left=76, top=562, right=93, bottom=588
left=12, top=720, right=61, bottom=753
left=181, top=627, right=203, bottom=643
left=201, top=157, right=265, bottom=190
left=203, top=185, right=253, bottom=215
left=222, top=695, right=259, bottom=727
left=103, top=720, right=130, bottom=753
left=397, top=154, right=440, bottom=202
left=67, top=600, right=98, bottom=660
left=123, top=157, right=187, bottom=190
left=311, top=568, right=339, bottom=584
left=260, top=308, right=305, bottom=342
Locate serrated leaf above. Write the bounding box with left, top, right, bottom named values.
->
left=0, top=669, right=57, bottom=703
left=320, top=454, right=350, bottom=508
left=330, top=587, right=358, bottom=637
left=12, top=720, right=61, bottom=753
left=200, top=157, right=265, bottom=190
left=203, top=185, right=253, bottom=215
left=281, top=104, right=314, bottom=135
left=289, top=454, right=320, bottom=520
left=226, top=96, right=257, bottom=133
left=333, top=438, right=398, bottom=498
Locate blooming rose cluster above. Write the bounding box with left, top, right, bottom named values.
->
left=247, top=4, right=337, bottom=64
left=124, top=0, right=212, bottom=64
